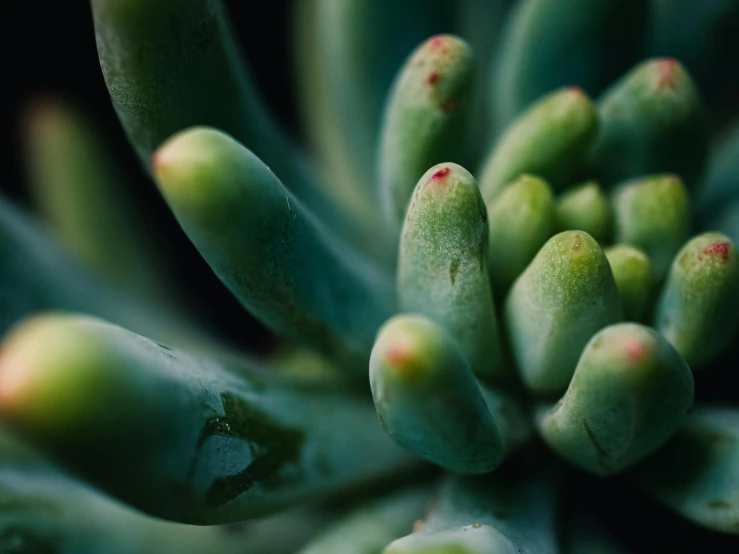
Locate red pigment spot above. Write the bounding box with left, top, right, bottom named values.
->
left=432, top=167, right=451, bottom=180
left=387, top=345, right=411, bottom=366
left=441, top=99, right=458, bottom=112
left=703, top=243, right=730, bottom=261
left=657, top=59, right=678, bottom=89
left=151, top=151, right=164, bottom=170
left=431, top=36, right=444, bottom=48
left=427, top=71, right=441, bottom=85
left=568, top=86, right=583, bottom=95
left=625, top=340, right=645, bottom=362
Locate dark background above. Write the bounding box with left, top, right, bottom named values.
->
left=4, top=2, right=301, bottom=191
left=3, top=1, right=302, bottom=351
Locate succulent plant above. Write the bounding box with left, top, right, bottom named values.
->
left=2, top=0, right=739, bottom=552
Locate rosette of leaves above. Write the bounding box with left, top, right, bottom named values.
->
left=1, top=1, right=738, bottom=552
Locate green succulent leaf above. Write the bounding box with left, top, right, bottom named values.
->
left=555, top=181, right=613, bottom=244
left=378, top=35, right=476, bottom=227
left=153, top=127, right=394, bottom=371
left=0, top=314, right=416, bottom=524
left=505, top=231, right=622, bottom=394
left=591, top=58, right=709, bottom=190
left=487, top=174, right=555, bottom=298
left=492, top=0, right=647, bottom=130
left=370, top=314, right=505, bottom=474
left=654, top=232, right=739, bottom=367
left=604, top=245, right=653, bottom=322
left=22, top=100, right=171, bottom=304
left=611, top=174, right=691, bottom=282
left=91, top=0, right=357, bottom=247
left=479, top=87, right=598, bottom=202
left=384, top=469, right=559, bottom=554
left=628, top=405, right=739, bottom=535
left=538, top=323, right=694, bottom=475
left=0, top=197, right=179, bottom=342
left=398, top=163, right=503, bottom=377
